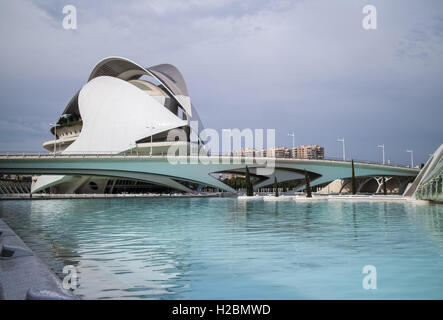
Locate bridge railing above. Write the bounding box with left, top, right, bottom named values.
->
left=0, top=151, right=414, bottom=169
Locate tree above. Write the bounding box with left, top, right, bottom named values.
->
left=274, top=176, right=279, bottom=197
left=304, top=170, right=312, bottom=198
left=351, top=159, right=357, bottom=195
left=245, top=166, right=253, bottom=196
left=382, top=176, right=387, bottom=195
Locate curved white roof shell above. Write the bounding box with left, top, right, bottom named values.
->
left=87, top=56, right=192, bottom=116
left=64, top=76, right=187, bottom=154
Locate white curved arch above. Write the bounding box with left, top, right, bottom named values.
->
left=88, top=56, right=192, bottom=116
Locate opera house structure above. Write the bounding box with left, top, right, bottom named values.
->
left=33, top=57, right=205, bottom=194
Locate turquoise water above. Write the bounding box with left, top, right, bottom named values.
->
left=0, top=198, right=442, bottom=299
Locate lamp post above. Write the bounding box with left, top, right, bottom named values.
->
left=146, top=125, right=156, bottom=157
left=129, top=142, right=135, bottom=156
left=377, top=144, right=385, bottom=165
left=406, top=149, right=414, bottom=168
left=288, top=132, right=295, bottom=158
left=49, top=123, right=60, bottom=157
left=288, top=132, right=295, bottom=149
left=337, top=138, right=346, bottom=161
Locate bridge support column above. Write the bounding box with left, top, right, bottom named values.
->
left=374, top=177, right=391, bottom=194
left=339, top=179, right=350, bottom=194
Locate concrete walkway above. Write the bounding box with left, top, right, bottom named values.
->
left=0, top=219, right=77, bottom=300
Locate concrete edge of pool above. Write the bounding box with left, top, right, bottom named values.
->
left=0, top=218, right=78, bottom=300
left=0, top=192, right=236, bottom=201
left=0, top=193, right=439, bottom=205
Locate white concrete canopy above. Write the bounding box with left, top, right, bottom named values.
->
left=65, top=76, right=187, bottom=154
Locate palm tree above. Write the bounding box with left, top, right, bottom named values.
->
left=274, top=176, right=279, bottom=197
left=304, top=170, right=312, bottom=198
left=351, top=159, right=357, bottom=195
left=245, top=166, right=253, bottom=196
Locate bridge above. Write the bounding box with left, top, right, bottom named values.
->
left=0, top=153, right=419, bottom=194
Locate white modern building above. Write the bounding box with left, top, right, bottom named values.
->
left=33, top=57, right=205, bottom=194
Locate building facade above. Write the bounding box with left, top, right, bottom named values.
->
left=291, top=145, right=324, bottom=160
left=235, top=145, right=325, bottom=160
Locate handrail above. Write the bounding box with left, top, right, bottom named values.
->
left=0, top=151, right=418, bottom=169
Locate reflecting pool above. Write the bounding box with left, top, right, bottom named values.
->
left=1, top=198, right=442, bottom=299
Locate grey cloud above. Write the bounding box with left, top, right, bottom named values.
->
left=0, top=0, right=442, bottom=165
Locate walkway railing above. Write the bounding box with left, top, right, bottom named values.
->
left=0, top=151, right=415, bottom=169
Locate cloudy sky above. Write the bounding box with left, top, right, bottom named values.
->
left=0, top=0, right=442, bottom=165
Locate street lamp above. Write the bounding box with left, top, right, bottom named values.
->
left=146, top=124, right=156, bottom=157
left=406, top=149, right=414, bottom=168
left=377, top=144, right=385, bottom=165
left=288, top=132, right=295, bottom=158
left=288, top=132, right=295, bottom=149
left=337, top=138, right=346, bottom=161
left=49, top=123, right=60, bottom=157
left=129, top=142, right=136, bottom=156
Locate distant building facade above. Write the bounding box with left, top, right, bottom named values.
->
left=267, top=147, right=289, bottom=158
left=292, top=145, right=324, bottom=160
left=235, top=145, right=324, bottom=160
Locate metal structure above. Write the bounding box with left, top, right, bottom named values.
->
left=377, top=144, right=385, bottom=165
left=337, top=138, right=346, bottom=161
